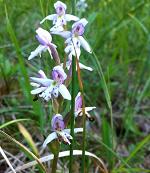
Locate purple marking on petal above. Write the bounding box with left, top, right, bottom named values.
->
left=52, top=66, right=67, bottom=84
left=36, top=35, right=47, bottom=46
left=56, top=6, right=65, bottom=16
left=51, top=114, right=65, bottom=131
left=75, top=94, right=82, bottom=112
left=72, top=23, right=85, bottom=36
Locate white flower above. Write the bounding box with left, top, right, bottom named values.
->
left=28, top=28, right=57, bottom=60
left=43, top=114, right=83, bottom=147
left=52, top=18, right=92, bottom=60
left=40, top=1, right=79, bottom=32
left=30, top=67, right=71, bottom=101
left=75, top=92, right=96, bottom=119
left=65, top=58, right=93, bottom=71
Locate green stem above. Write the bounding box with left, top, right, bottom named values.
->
left=69, top=1, right=76, bottom=173
left=51, top=154, right=59, bottom=173
left=69, top=39, right=76, bottom=173
left=76, top=58, right=86, bottom=173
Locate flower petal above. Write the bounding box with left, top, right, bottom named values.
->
left=30, top=77, right=53, bottom=87
left=78, top=36, right=92, bottom=53
left=40, top=14, right=57, bottom=24
left=28, top=45, right=47, bottom=60
left=65, top=14, right=79, bottom=21
left=85, top=107, right=96, bottom=112
left=64, top=128, right=83, bottom=134
left=42, top=132, right=58, bottom=148
left=36, top=28, right=52, bottom=45
left=31, top=87, right=47, bottom=95
left=58, top=84, right=71, bottom=100
left=30, top=82, right=40, bottom=87
left=72, top=18, right=88, bottom=28
left=38, top=70, right=47, bottom=78
left=51, top=31, right=71, bottom=39
left=79, top=62, right=93, bottom=71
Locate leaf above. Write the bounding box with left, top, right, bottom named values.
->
left=0, top=119, right=29, bottom=129
left=18, top=123, right=39, bottom=156
left=119, top=134, right=150, bottom=169
left=0, top=130, right=47, bottom=173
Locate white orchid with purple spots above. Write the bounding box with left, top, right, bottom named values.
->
left=30, top=66, right=71, bottom=101
left=28, top=28, right=56, bottom=60
left=40, top=1, right=79, bottom=32
left=75, top=92, right=96, bottom=118
left=43, top=114, right=83, bottom=147
left=52, top=18, right=92, bottom=60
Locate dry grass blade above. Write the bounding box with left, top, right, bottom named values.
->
left=18, top=123, right=39, bottom=156
left=0, top=146, right=16, bottom=173
left=8, top=150, right=108, bottom=173
left=0, top=130, right=47, bottom=173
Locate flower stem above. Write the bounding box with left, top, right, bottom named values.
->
left=76, top=58, right=86, bottom=173
left=51, top=153, right=59, bottom=173
left=69, top=1, right=76, bottom=173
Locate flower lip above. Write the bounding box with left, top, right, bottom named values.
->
left=51, top=114, right=65, bottom=131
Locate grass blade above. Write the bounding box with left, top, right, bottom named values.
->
left=0, top=119, right=29, bottom=129
left=0, top=130, right=47, bottom=173
left=119, top=134, right=150, bottom=169
left=18, top=123, right=39, bottom=156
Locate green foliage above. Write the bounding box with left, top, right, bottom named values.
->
left=0, top=0, right=150, bottom=172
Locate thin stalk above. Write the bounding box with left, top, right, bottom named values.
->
left=69, top=45, right=76, bottom=173
left=76, top=58, right=86, bottom=173
left=69, top=1, right=76, bottom=173
left=51, top=154, right=59, bottom=173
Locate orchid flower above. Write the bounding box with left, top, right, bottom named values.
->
left=52, top=18, right=92, bottom=64
left=28, top=28, right=57, bottom=60
left=43, top=114, right=83, bottom=147
left=75, top=92, right=96, bottom=120
left=40, top=1, right=79, bottom=32
left=30, top=66, right=71, bottom=101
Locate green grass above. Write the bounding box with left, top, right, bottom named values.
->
left=0, top=0, right=150, bottom=172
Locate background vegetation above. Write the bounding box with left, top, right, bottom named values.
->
left=0, top=0, right=150, bottom=172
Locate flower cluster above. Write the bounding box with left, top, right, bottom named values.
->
left=28, top=1, right=95, bottom=147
